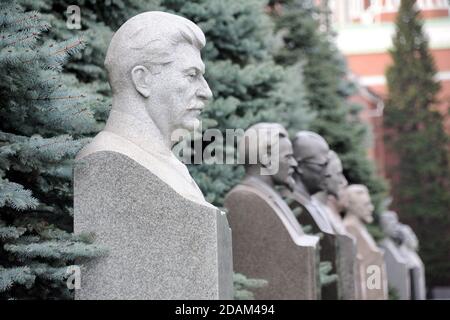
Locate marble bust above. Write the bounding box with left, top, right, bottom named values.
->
left=313, top=150, right=359, bottom=299
left=343, top=184, right=388, bottom=299
left=77, top=11, right=212, bottom=205
left=225, top=123, right=319, bottom=299
left=74, top=12, right=232, bottom=300
left=380, top=211, right=404, bottom=245
left=316, top=150, right=349, bottom=235
left=289, top=131, right=334, bottom=233
left=397, top=223, right=426, bottom=299
left=380, top=210, right=411, bottom=299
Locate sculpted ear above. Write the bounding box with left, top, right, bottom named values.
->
left=131, top=65, right=152, bottom=98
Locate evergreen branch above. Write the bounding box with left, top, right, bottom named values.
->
left=0, top=266, right=36, bottom=293
left=4, top=31, right=40, bottom=47
left=319, top=261, right=338, bottom=287
left=31, top=94, right=87, bottom=101
left=50, top=36, right=85, bottom=57
left=0, top=179, right=39, bottom=211
left=0, top=226, right=26, bottom=240
left=4, top=241, right=109, bottom=261
left=8, top=13, right=41, bottom=28
left=0, top=132, right=28, bottom=144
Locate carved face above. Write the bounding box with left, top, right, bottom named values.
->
left=347, top=186, right=375, bottom=224
left=380, top=211, right=399, bottom=237
left=380, top=211, right=406, bottom=244
left=325, top=155, right=348, bottom=198
left=354, top=189, right=374, bottom=223
left=144, top=43, right=212, bottom=134
left=272, top=136, right=298, bottom=187
left=293, top=139, right=329, bottom=194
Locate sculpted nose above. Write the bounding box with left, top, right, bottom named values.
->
left=341, top=174, right=348, bottom=187
left=197, top=77, right=213, bottom=102
left=290, top=157, right=298, bottom=168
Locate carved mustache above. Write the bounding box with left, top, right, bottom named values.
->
left=186, top=102, right=205, bottom=111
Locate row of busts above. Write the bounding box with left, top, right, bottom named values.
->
left=224, top=123, right=425, bottom=300
left=73, top=12, right=425, bottom=300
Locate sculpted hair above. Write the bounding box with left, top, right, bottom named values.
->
left=345, top=184, right=369, bottom=208
left=104, top=11, right=206, bottom=93
left=238, top=123, right=288, bottom=165
left=328, top=150, right=340, bottom=167
left=292, top=131, right=329, bottom=161
left=380, top=210, right=399, bottom=235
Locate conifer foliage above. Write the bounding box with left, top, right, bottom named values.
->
left=0, top=2, right=106, bottom=299
left=385, top=0, right=450, bottom=286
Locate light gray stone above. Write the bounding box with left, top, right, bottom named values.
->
left=75, top=152, right=233, bottom=299
left=380, top=211, right=411, bottom=300
left=380, top=239, right=411, bottom=300
left=398, top=224, right=426, bottom=300
left=74, top=11, right=232, bottom=299
left=343, top=185, right=388, bottom=300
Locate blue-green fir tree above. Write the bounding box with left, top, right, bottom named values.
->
left=19, top=0, right=163, bottom=124
left=0, top=1, right=107, bottom=299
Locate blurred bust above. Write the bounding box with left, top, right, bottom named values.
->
left=345, top=184, right=375, bottom=224
left=292, top=131, right=330, bottom=198
left=399, top=224, right=419, bottom=251
left=380, top=211, right=404, bottom=245
left=317, top=150, right=350, bottom=234
left=324, top=150, right=349, bottom=205
left=238, top=123, right=298, bottom=190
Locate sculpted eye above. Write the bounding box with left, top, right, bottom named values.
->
left=187, top=70, right=198, bottom=78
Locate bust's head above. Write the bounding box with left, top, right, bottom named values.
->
left=324, top=150, right=348, bottom=198
left=345, top=184, right=374, bottom=224
left=238, top=123, right=297, bottom=187
left=105, top=12, right=212, bottom=135
left=380, top=210, right=404, bottom=244
left=292, top=131, right=330, bottom=194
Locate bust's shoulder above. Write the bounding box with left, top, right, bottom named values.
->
left=76, top=131, right=133, bottom=161
left=226, top=182, right=270, bottom=203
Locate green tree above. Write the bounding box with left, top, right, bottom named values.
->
left=271, top=0, right=387, bottom=212
left=385, top=0, right=450, bottom=286
left=20, top=0, right=162, bottom=124
left=0, top=1, right=106, bottom=299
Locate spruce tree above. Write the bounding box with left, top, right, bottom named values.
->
left=271, top=0, right=387, bottom=211
left=19, top=0, right=163, bottom=125
left=0, top=1, right=106, bottom=299
left=385, top=0, right=450, bottom=286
